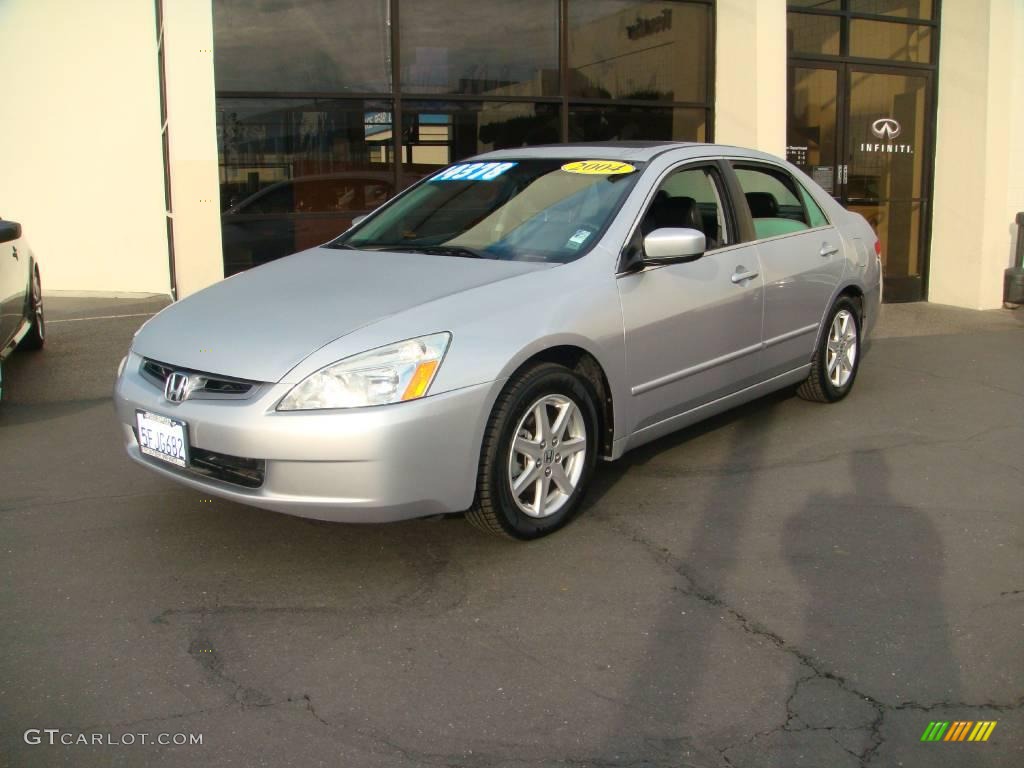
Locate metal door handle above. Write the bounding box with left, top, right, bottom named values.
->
left=731, top=269, right=759, bottom=284
left=820, top=243, right=839, bottom=257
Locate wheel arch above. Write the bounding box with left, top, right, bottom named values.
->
left=492, top=343, right=616, bottom=459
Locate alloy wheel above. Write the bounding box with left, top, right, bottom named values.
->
left=826, top=308, right=857, bottom=388
left=507, top=394, right=587, bottom=519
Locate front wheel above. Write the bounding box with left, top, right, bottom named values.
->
left=467, top=363, right=599, bottom=540
left=797, top=296, right=861, bottom=403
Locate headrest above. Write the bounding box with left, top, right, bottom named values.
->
left=745, top=191, right=779, bottom=218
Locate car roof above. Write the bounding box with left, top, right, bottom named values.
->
left=469, top=141, right=785, bottom=165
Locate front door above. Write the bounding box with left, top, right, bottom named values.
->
left=617, top=163, right=764, bottom=437
left=788, top=63, right=933, bottom=301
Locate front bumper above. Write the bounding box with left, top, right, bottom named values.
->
left=114, top=354, right=494, bottom=522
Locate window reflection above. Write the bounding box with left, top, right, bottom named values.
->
left=217, top=99, right=395, bottom=274
left=213, top=0, right=391, bottom=93
left=569, top=104, right=706, bottom=142
left=787, top=13, right=841, bottom=56
left=850, top=20, right=931, bottom=63
left=568, top=1, right=710, bottom=102
left=400, top=0, right=559, bottom=96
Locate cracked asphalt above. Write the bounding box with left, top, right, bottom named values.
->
left=1, top=297, right=1022, bottom=767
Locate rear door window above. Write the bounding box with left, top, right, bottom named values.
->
left=733, top=164, right=822, bottom=239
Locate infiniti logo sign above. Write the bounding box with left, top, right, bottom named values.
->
left=871, top=117, right=901, bottom=140
left=164, top=372, right=190, bottom=403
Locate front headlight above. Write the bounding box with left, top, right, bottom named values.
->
left=277, top=332, right=451, bottom=411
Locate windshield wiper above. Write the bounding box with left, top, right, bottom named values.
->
left=402, top=245, right=488, bottom=259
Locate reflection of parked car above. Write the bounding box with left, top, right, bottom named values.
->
left=0, top=218, right=44, bottom=399
left=116, top=142, right=881, bottom=540
left=221, top=173, right=394, bottom=275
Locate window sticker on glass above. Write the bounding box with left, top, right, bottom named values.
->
left=430, top=162, right=517, bottom=181
left=561, top=160, right=636, bottom=175
left=566, top=229, right=592, bottom=250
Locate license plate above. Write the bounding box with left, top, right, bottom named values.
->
left=136, top=409, right=189, bottom=468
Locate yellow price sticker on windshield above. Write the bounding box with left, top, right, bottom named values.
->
left=561, top=160, right=636, bottom=175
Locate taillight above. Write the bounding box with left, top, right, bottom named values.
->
left=874, top=239, right=882, bottom=256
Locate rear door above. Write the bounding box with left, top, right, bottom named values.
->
left=617, top=162, right=764, bottom=436
left=728, top=161, right=845, bottom=379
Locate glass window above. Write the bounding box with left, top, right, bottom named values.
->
left=798, top=183, right=830, bottom=227
left=787, top=0, right=840, bottom=8
left=400, top=0, right=559, bottom=97
left=847, top=0, right=933, bottom=20
left=568, top=1, right=710, bottom=102
left=213, top=0, right=391, bottom=93
left=643, top=167, right=730, bottom=248
left=787, top=12, right=841, bottom=56
left=569, top=104, right=706, bottom=142
left=335, top=158, right=644, bottom=263
left=400, top=102, right=561, bottom=185
left=733, top=165, right=813, bottom=239
left=849, top=19, right=932, bottom=63
left=217, top=98, right=396, bottom=274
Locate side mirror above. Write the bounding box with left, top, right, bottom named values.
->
left=643, top=227, right=705, bottom=265
left=0, top=220, right=22, bottom=244
left=350, top=214, right=368, bottom=228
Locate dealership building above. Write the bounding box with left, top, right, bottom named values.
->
left=1, top=0, right=1022, bottom=308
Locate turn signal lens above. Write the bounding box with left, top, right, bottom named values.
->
left=402, top=360, right=439, bottom=401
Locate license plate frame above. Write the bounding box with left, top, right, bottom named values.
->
left=135, top=409, right=190, bottom=468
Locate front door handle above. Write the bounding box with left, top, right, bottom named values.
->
left=731, top=268, right=759, bottom=284
left=820, top=243, right=839, bottom=257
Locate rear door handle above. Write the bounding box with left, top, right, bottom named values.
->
left=820, top=243, right=839, bottom=257
left=731, top=268, right=759, bottom=284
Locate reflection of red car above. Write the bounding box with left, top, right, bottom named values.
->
left=221, top=173, right=394, bottom=275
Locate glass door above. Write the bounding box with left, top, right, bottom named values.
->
left=844, top=66, right=931, bottom=301
left=788, top=63, right=932, bottom=301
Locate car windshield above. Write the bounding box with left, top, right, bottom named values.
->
left=331, top=158, right=644, bottom=263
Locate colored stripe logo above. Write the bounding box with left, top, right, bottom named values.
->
left=920, top=721, right=997, bottom=742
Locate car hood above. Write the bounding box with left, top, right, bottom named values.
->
left=132, top=247, right=551, bottom=382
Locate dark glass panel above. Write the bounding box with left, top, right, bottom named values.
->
left=788, top=67, right=839, bottom=195
left=846, top=70, right=928, bottom=199
left=787, top=12, right=841, bottom=56
left=568, top=1, right=709, bottom=102
left=568, top=104, right=706, bottom=142
left=787, top=0, right=840, bottom=8
left=213, top=0, right=391, bottom=93
left=216, top=98, right=396, bottom=274
left=399, top=0, right=559, bottom=97
left=849, top=19, right=932, bottom=63
left=848, top=0, right=933, bottom=20
left=400, top=102, right=561, bottom=184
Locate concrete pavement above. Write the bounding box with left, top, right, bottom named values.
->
left=1, top=298, right=1022, bottom=767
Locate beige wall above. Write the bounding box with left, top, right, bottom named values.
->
left=930, top=0, right=1024, bottom=309
left=714, top=0, right=787, bottom=156
left=163, top=0, right=224, bottom=298
left=0, top=0, right=170, bottom=295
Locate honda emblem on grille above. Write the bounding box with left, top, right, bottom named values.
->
left=164, top=372, right=191, bottom=404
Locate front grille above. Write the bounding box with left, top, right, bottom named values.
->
left=140, top=358, right=259, bottom=400
left=189, top=448, right=266, bottom=488
left=131, top=428, right=266, bottom=489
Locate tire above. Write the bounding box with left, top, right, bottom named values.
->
left=19, top=265, right=44, bottom=351
left=797, top=296, right=861, bottom=403
left=467, top=363, right=600, bottom=540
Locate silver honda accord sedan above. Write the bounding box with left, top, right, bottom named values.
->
left=114, top=142, right=882, bottom=539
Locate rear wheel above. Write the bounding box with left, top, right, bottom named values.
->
left=797, top=296, right=860, bottom=403
left=467, top=363, right=599, bottom=540
left=19, top=265, right=44, bottom=350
